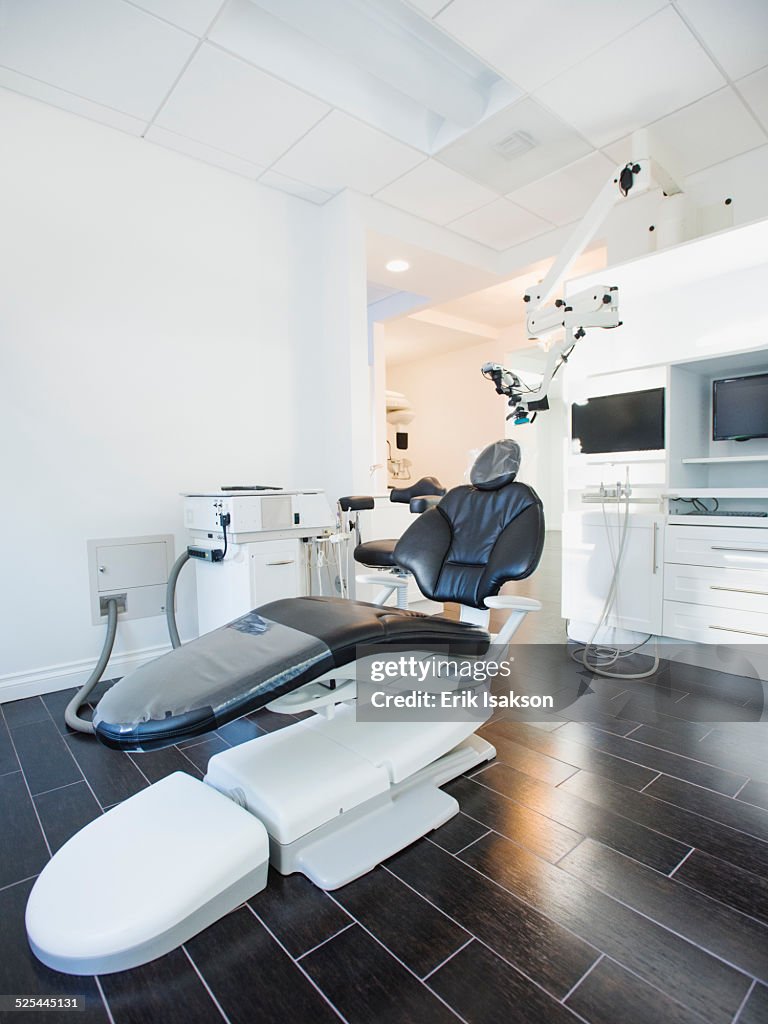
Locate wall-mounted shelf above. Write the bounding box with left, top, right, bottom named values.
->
left=681, top=455, right=768, bottom=465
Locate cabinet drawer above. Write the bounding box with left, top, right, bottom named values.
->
left=665, top=525, right=768, bottom=571
left=664, top=563, right=768, bottom=614
left=663, top=600, right=768, bottom=643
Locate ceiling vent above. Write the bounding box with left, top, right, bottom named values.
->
left=493, top=130, right=535, bottom=160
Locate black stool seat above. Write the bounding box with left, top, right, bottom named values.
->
left=354, top=538, right=398, bottom=568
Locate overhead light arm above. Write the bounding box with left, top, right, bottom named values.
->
left=483, top=140, right=681, bottom=424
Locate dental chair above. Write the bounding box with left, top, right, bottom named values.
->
left=26, top=441, right=544, bottom=976
left=341, top=475, right=446, bottom=609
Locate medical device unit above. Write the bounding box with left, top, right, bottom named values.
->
left=26, top=441, right=545, bottom=977
left=482, top=136, right=682, bottom=424
left=182, top=488, right=335, bottom=633
left=63, top=488, right=336, bottom=735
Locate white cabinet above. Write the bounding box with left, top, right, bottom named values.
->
left=195, top=539, right=303, bottom=635
left=562, top=511, right=664, bottom=636
left=663, top=524, right=768, bottom=642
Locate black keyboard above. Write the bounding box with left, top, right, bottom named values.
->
left=221, top=485, right=283, bottom=491
left=684, top=510, right=767, bottom=517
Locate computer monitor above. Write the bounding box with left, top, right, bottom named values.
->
left=713, top=372, right=768, bottom=441
left=571, top=388, right=665, bottom=455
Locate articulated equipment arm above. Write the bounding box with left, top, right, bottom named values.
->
left=483, top=152, right=670, bottom=424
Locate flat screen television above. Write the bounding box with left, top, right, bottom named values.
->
left=571, top=387, right=665, bottom=454
left=713, top=373, right=768, bottom=441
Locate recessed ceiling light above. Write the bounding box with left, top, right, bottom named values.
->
left=386, top=259, right=410, bottom=273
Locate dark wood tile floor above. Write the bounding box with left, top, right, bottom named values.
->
left=2, top=534, right=768, bottom=1023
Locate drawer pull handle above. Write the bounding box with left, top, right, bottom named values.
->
left=710, top=625, right=768, bottom=639
left=711, top=545, right=768, bottom=553
left=710, top=585, right=768, bottom=597
left=266, top=560, right=295, bottom=566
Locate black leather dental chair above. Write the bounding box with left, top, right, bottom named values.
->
left=30, top=440, right=546, bottom=980
left=93, top=441, right=543, bottom=751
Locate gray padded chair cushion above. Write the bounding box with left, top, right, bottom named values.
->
left=93, top=598, right=490, bottom=752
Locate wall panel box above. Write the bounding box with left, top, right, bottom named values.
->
left=87, top=535, right=175, bottom=625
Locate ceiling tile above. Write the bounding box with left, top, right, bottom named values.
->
left=155, top=44, right=329, bottom=167
left=0, top=0, right=197, bottom=119
left=604, top=88, right=768, bottom=175
left=126, top=0, right=224, bottom=36
left=676, top=0, right=768, bottom=80
left=535, top=7, right=725, bottom=148
left=258, top=169, right=336, bottom=205
left=273, top=111, right=424, bottom=195
left=436, top=0, right=667, bottom=93
left=507, top=151, right=616, bottom=226
left=605, top=87, right=765, bottom=178
left=404, top=0, right=450, bottom=16
left=737, top=65, right=768, bottom=133
left=449, top=198, right=552, bottom=250
left=145, top=125, right=265, bottom=179
left=436, top=97, right=593, bottom=194
left=0, top=65, right=146, bottom=135
left=376, top=159, right=497, bottom=224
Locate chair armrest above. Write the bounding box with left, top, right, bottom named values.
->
left=484, top=595, right=542, bottom=645
left=484, top=596, right=542, bottom=612
left=409, top=495, right=442, bottom=514
left=339, top=495, right=375, bottom=512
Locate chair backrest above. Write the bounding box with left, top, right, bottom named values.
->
left=393, top=478, right=544, bottom=610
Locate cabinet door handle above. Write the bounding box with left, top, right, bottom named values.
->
left=652, top=522, right=659, bottom=574
left=710, top=585, right=768, bottom=597
left=710, top=624, right=768, bottom=639
left=266, top=559, right=295, bottom=566
left=711, top=545, right=768, bottom=553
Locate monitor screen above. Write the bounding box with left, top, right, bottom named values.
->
left=713, top=373, right=768, bottom=441
left=571, top=388, right=665, bottom=454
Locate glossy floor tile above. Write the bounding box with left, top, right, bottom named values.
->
left=2, top=533, right=767, bottom=1024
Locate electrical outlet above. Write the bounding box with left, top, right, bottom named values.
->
left=99, top=593, right=127, bottom=616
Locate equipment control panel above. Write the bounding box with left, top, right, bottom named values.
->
left=182, top=489, right=334, bottom=543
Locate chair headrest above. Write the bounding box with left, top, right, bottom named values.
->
left=470, top=439, right=521, bottom=491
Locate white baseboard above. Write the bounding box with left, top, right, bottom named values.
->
left=0, top=643, right=176, bottom=704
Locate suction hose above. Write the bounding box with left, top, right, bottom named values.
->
left=64, top=597, right=119, bottom=734
left=166, top=549, right=190, bottom=650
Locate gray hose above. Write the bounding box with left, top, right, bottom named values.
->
left=166, top=549, right=190, bottom=649
left=65, top=597, right=119, bottom=734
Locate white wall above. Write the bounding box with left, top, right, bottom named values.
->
left=0, top=91, right=333, bottom=698
left=566, top=218, right=768, bottom=378
left=386, top=341, right=508, bottom=489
